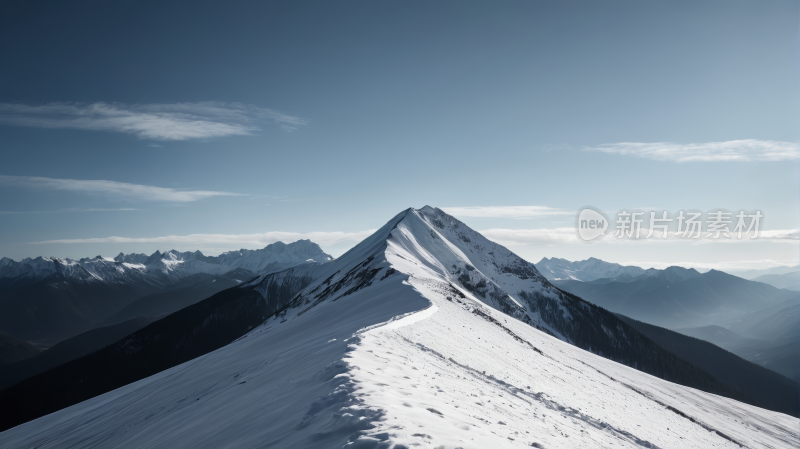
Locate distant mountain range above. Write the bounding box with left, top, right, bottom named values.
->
left=537, top=257, right=800, bottom=383
left=679, top=297, right=800, bottom=383
left=96, top=268, right=255, bottom=327
left=617, top=314, right=798, bottom=416
left=535, top=257, right=647, bottom=281
left=724, top=264, right=800, bottom=280
left=0, top=241, right=332, bottom=344
left=552, top=266, right=798, bottom=329
left=0, top=240, right=331, bottom=284
left=751, top=271, right=800, bottom=291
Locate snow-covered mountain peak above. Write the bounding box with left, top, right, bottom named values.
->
left=160, top=250, right=182, bottom=261
left=209, top=206, right=800, bottom=448
left=144, top=250, right=162, bottom=265
left=113, top=252, right=148, bottom=264
left=4, top=206, right=797, bottom=448
left=250, top=207, right=586, bottom=340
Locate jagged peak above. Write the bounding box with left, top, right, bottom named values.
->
left=144, top=250, right=163, bottom=265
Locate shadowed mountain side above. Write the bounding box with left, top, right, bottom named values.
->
left=737, top=341, right=800, bottom=384
left=97, top=268, right=256, bottom=327
left=616, top=314, right=800, bottom=417
left=554, top=268, right=798, bottom=329
left=0, top=265, right=316, bottom=432
left=0, top=332, right=40, bottom=366
left=728, top=300, right=800, bottom=342
left=674, top=325, right=768, bottom=351
left=751, top=271, right=800, bottom=291
left=0, top=317, right=153, bottom=390
left=0, top=241, right=330, bottom=346
left=0, top=276, right=160, bottom=345
left=679, top=308, right=800, bottom=386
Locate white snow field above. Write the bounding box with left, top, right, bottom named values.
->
left=1, top=208, right=797, bottom=448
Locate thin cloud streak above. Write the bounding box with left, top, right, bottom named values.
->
left=442, top=206, right=572, bottom=219
left=479, top=228, right=577, bottom=245
left=33, top=230, right=378, bottom=247
left=0, top=208, right=139, bottom=214
left=478, top=228, right=800, bottom=246
left=65, top=208, right=140, bottom=212
left=583, top=139, right=800, bottom=162
left=0, top=175, right=242, bottom=202
left=759, top=229, right=800, bottom=240
left=0, top=101, right=308, bottom=140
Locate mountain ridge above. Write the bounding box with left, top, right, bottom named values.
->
left=0, top=239, right=331, bottom=284
left=0, top=240, right=332, bottom=344
left=1, top=206, right=794, bottom=448
left=535, top=256, right=648, bottom=282
left=554, top=267, right=798, bottom=329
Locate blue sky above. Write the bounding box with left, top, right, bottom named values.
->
left=0, top=0, right=797, bottom=271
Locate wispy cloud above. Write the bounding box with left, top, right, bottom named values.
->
left=583, top=139, right=799, bottom=162
left=33, top=230, right=377, bottom=247
left=478, top=228, right=577, bottom=245
left=604, top=229, right=800, bottom=243
left=0, top=208, right=138, bottom=214
left=477, top=228, right=800, bottom=246
left=65, top=208, right=140, bottom=212
left=442, top=206, right=572, bottom=219
left=759, top=229, right=800, bottom=240
left=0, top=175, right=242, bottom=202
left=0, top=101, right=308, bottom=140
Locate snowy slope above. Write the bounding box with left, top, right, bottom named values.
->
left=1, top=207, right=796, bottom=448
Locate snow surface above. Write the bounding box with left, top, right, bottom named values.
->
left=1, top=208, right=797, bottom=448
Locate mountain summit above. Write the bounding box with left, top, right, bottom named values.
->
left=1, top=207, right=795, bottom=448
